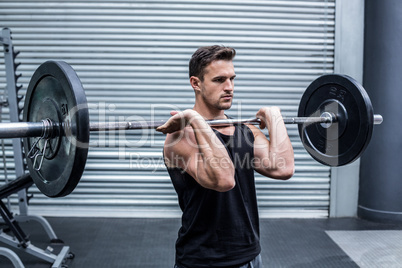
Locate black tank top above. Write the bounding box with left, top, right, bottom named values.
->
left=166, top=124, right=261, bottom=268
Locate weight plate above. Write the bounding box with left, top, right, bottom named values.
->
left=23, top=61, right=89, bottom=197
left=298, top=74, right=374, bottom=166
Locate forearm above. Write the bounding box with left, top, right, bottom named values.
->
left=267, top=133, right=294, bottom=174
left=267, top=119, right=294, bottom=177
left=255, top=107, right=294, bottom=179
left=188, top=113, right=235, bottom=191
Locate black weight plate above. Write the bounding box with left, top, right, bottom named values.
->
left=298, top=74, right=374, bottom=166
left=23, top=61, right=89, bottom=197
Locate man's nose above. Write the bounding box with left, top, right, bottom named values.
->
left=224, top=79, right=234, bottom=92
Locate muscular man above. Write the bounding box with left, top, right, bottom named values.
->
left=157, top=45, right=294, bottom=268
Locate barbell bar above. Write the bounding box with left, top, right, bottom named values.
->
left=87, top=113, right=384, bottom=131
left=2, top=61, right=383, bottom=197
left=89, top=113, right=383, bottom=131
left=0, top=113, right=383, bottom=138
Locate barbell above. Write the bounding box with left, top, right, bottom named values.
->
left=1, top=61, right=382, bottom=198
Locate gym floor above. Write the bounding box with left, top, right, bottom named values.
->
left=1, top=217, right=402, bottom=267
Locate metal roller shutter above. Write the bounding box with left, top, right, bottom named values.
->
left=0, top=0, right=334, bottom=218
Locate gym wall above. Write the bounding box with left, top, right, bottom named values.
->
left=0, top=1, right=335, bottom=218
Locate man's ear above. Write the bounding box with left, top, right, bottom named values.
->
left=190, top=76, right=201, bottom=92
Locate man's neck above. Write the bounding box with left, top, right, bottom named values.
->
left=193, top=102, right=226, bottom=120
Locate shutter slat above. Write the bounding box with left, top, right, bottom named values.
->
left=0, top=0, right=334, bottom=218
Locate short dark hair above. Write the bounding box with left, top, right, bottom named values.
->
left=189, top=45, right=236, bottom=81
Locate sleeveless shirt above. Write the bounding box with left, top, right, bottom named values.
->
left=166, top=124, right=261, bottom=268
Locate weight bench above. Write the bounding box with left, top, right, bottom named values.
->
left=0, top=174, right=73, bottom=268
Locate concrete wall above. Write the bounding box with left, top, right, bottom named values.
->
left=359, top=0, right=402, bottom=222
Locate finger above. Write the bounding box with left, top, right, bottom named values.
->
left=256, top=113, right=266, bottom=130
left=156, top=120, right=171, bottom=133
left=259, top=119, right=266, bottom=130
left=157, top=120, right=178, bottom=134
left=155, top=125, right=165, bottom=133
left=156, top=111, right=180, bottom=133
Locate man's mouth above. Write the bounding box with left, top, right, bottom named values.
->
left=221, top=94, right=233, bottom=100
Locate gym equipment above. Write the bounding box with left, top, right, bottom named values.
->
left=298, top=74, right=379, bottom=166
left=23, top=61, right=89, bottom=198
left=0, top=174, right=73, bottom=267
left=0, top=60, right=382, bottom=197
left=1, top=29, right=73, bottom=268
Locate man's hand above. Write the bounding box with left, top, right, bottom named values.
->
left=255, top=106, right=283, bottom=131
left=156, top=109, right=202, bottom=134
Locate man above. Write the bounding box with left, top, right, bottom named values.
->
left=156, top=45, right=294, bottom=268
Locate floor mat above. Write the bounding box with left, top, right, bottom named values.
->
left=326, top=230, right=402, bottom=268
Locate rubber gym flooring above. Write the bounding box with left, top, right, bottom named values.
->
left=1, top=217, right=402, bottom=267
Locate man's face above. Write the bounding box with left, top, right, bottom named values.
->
left=197, top=60, right=236, bottom=111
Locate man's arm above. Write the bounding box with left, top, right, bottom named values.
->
left=157, top=109, right=235, bottom=192
left=248, top=106, right=295, bottom=180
